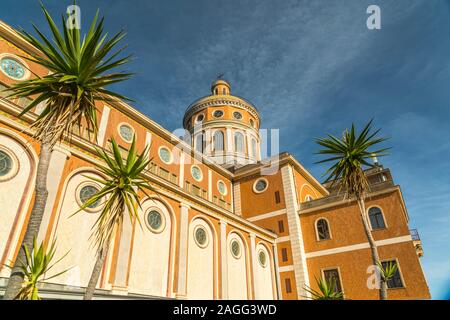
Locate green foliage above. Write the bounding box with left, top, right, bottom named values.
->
left=6, top=237, right=70, bottom=300
left=315, top=119, right=389, bottom=198
left=3, top=2, right=132, bottom=145
left=377, top=261, right=398, bottom=283
left=74, top=136, right=153, bottom=252
left=304, top=276, right=344, bottom=300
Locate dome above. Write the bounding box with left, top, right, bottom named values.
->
left=182, top=79, right=262, bottom=168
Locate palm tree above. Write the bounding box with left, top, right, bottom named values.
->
left=5, top=237, right=70, bottom=300
left=304, top=276, right=344, bottom=300
left=74, top=136, right=152, bottom=299
left=3, top=5, right=131, bottom=299
left=315, top=120, right=389, bottom=299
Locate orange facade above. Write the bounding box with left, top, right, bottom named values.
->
left=0, top=19, right=430, bottom=300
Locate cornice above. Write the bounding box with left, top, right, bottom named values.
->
left=183, top=95, right=261, bottom=128
left=0, top=107, right=277, bottom=242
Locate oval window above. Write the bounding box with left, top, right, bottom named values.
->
left=233, top=111, right=243, bottom=120
left=0, top=147, right=18, bottom=182
left=195, top=114, right=204, bottom=123
left=147, top=209, right=165, bottom=233
left=213, top=110, right=224, bottom=118
left=79, top=185, right=101, bottom=210
left=118, top=123, right=134, bottom=142
left=258, top=250, right=267, bottom=267
left=159, top=146, right=172, bottom=164
left=230, top=239, right=241, bottom=259
left=217, top=180, right=227, bottom=196
left=191, top=165, right=203, bottom=181
left=253, top=178, right=268, bottom=193
left=0, top=57, right=27, bottom=79
left=194, top=226, right=208, bottom=248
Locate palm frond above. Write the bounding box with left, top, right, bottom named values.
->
left=73, top=136, right=154, bottom=253
left=4, top=3, right=132, bottom=145
left=4, top=237, right=70, bottom=300
left=303, top=276, right=344, bottom=300
left=314, top=120, right=389, bottom=199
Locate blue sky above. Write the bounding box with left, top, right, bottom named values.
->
left=2, top=0, right=449, bottom=299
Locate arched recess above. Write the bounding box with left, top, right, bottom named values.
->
left=47, top=168, right=106, bottom=288
left=300, top=183, right=318, bottom=202
left=226, top=232, right=249, bottom=299
left=187, top=216, right=216, bottom=299
left=0, top=129, right=37, bottom=276
left=128, top=197, right=174, bottom=297
left=254, top=242, right=275, bottom=300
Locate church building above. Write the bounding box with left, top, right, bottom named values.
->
left=0, top=19, right=430, bottom=300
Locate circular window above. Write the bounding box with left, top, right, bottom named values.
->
left=195, top=114, right=204, bottom=123
left=212, top=110, right=224, bottom=118
left=0, top=147, right=19, bottom=182
left=159, top=146, right=172, bottom=164
left=146, top=209, right=165, bottom=233
left=249, top=118, right=255, bottom=127
left=253, top=178, right=268, bottom=193
left=194, top=226, right=208, bottom=248
left=230, top=239, right=241, bottom=259
left=0, top=56, right=27, bottom=80
left=191, top=165, right=203, bottom=181
left=118, top=123, right=134, bottom=142
left=258, top=250, right=267, bottom=267
left=78, top=184, right=102, bottom=210
left=217, top=180, right=227, bottom=196
left=233, top=111, right=243, bottom=120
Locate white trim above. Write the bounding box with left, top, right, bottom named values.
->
left=275, top=236, right=290, bottom=243
left=207, top=169, right=213, bottom=201
left=96, top=106, right=110, bottom=146
left=247, top=209, right=287, bottom=222
left=281, top=165, right=310, bottom=299
left=278, top=265, right=294, bottom=273
left=233, top=182, right=241, bottom=216
left=305, top=235, right=413, bottom=258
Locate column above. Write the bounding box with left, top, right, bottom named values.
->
left=111, top=216, right=134, bottom=294
left=219, top=220, right=228, bottom=299
left=281, top=165, right=310, bottom=299
left=272, top=243, right=282, bottom=300
left=37, top=145, right=71, bottom=243
left=249, top=233, right=257, bottom=300
left=96, top=105, right=110, bottom=147
left=176, top=203, right=190, bottom=298
left=233, top=182, right=242, bottom=216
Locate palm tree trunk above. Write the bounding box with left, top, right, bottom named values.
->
left=3, top=141, right=53, bottom=300
left=83, top=243, right=109, bottom=300
left=356, top=197, right=387, bottom=300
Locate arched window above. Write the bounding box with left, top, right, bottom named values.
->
left=251, top=138, right=257, bottom=157
left=234, top=132, right=244, bottom=153
left=213, top=131, right=224, bottom=152
left=316, top=219, right=330, bottom=240
left=195, top=133, right=204, bottom=153
left=368, top=207, right=386, bottom=230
